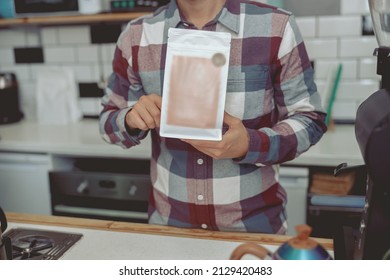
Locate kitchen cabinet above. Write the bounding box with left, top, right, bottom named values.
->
left=279, top=166, right=309, bottom=236
left=0, top=152, right=52, bottom=215
left=306, top=165, right=366, bottom=239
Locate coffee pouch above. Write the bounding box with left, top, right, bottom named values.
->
left=160, top=28, right=231, bottom=140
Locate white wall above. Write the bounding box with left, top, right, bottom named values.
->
left=297, top=0, right=380, bottom=122
left=0, top=25, right=116, bottom=120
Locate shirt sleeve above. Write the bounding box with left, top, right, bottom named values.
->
left=99, top=23, right=148, bottom=149
left=236, top=14, right=327, bottom=166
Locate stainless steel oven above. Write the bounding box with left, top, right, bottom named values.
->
left=49, top=158, right=151, bottom=223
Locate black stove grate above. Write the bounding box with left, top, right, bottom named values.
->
left=4, top=228, right=82, bottom=260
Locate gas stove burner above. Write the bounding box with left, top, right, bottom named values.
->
left=4, top=228, right=82, bottom=260
left=12, top=235, right=54, bottom=260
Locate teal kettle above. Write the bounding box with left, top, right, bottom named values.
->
left=230, top=224, right=333, bottom=260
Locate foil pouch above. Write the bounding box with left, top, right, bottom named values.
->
left=160, top=28, right=231, bottom=140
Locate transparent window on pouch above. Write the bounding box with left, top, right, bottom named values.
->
left=160, top=28, right=231, bottom=141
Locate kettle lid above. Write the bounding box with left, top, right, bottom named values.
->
left=288, top=224, right=317, bottom=249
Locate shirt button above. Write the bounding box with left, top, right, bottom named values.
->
left=197, top=158, right=204, bottom=165
left=201, top=224, right=208, bottom=229
left=197, top=194, right=204, bottom=201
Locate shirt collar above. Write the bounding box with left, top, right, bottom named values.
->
left=165, top=0, right=240, bottom=34
left=218, top=0, right=241, bottom=34
left=165, top=0, right=182, bottom=29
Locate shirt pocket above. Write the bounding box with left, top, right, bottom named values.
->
left=225, top=65, right=271, bottom=120
left=227, top=65, right=269, bottom=93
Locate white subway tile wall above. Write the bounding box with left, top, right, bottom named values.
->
left=297, top=1, right=381, bottom=123
left=0, top=29, right=26, bottom=46
left=2, top=65, right=31, bottom=81
left=69, top=64, right=99, bottom=81
left=41, top=27, right=59, bottom=45
left=0, top=1, right=381, bottom=122
left=100, top=44, right=116, bottom=62
left=318, top=16, right=362, bottom=37
left=337, top=80, right=379, bottom=100
left=18, top=81, right=37, bottom=121
left=315, top=59, right=358, bottom=79
left=102, top=63, right=113, bottom=80
left=25, top=29, right=41, bottom=46
left=76, top=46, right=99, bottom=63
left=44, top=46, right=77, bottom=63
left=57, top=26, right=91, bottom=45
left=305, top=38, right=339, bottom=59
left=332, top=101, right=360, bottom=120
left=339, top=37, right=378, bottom=58
left=340, top=0, right=370, bottom=15
left=0, top=48, right=14, bottom=64
left=0, top=25, right=117, bottom=120
left=359, top=58, right=378, bottom=79
left=295, top=17, right=316, bottom=38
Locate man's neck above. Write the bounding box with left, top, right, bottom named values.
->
left=177, top=0, right=226, bottom=29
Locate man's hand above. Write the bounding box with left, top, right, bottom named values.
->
left=182, top=112, right=249, bottom=159
left=125, top=93, right=162, bottom=131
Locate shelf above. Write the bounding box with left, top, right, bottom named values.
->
left=0, top=12, right=150, bottom=27
left=309, top=205, right=364, bottom=213
left=309, top=194, right=365, bottom=207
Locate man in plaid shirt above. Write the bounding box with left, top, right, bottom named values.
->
left=99, top=0, right=327, bottom=234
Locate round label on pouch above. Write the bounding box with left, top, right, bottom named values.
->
left=211, top=53, right=226, bottom=67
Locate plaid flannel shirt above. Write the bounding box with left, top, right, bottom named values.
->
left=99, top=0, right=327, bottom=234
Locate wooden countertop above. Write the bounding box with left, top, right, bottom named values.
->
left=6, top=212, right=333, bottom=251
left=0, top=12, right=150, bottom=27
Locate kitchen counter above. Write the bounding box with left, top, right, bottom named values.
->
left=5, top=212, right=333, bottom=260
left=0, top=119, right=363, bottom=166
left=0, top=119, right=150, bottom=159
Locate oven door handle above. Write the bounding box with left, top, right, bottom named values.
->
left=53, top=205, right=148, bottom=221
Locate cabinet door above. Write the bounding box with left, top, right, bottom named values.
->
left=279, top=166, right=309, bottom=236
left=0, top=153, right=51, bottom=214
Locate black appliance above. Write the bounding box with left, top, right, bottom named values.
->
left=4, top=228, right=82, bottom=260
left=49, top=158, right=151, bottom=223
left=14, top=0, right=79, bottom=16
left=334, top=0, right=390, bottom=260
left=0, top=73, right=23, bottom=124
left=352, top=81, right=390, bottom=259
left=1, top=206, right=82, bottom=260
left=352, top=0, right=390, bottom=260
left=110, top=0, right=170, bottom=12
